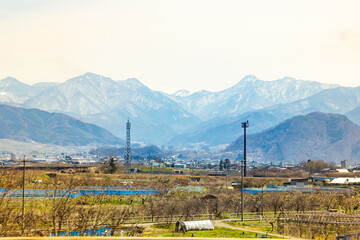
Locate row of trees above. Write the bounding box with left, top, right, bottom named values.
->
left=277, top=211, right=360, bottom=240
left=2, top=185, right=359, bottom=236
left=219, top=159, right=231, bottom=171
left=1, top=167, right=360, bottom=237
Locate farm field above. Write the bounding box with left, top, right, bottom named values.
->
left=0, top=165, right=359, bottom=239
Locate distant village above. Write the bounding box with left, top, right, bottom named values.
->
left=2, top=150, right=360, bottom=187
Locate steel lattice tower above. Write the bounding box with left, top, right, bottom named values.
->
left=125, top=119, right=131, bottom=169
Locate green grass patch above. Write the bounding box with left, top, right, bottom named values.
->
left=226, top=220, right=277, bottom=233
left=144, top=226, right=279, bottom=238
left=140, top=167, right=174, bottom=172
left=152, top=223, right=175, bottom=229
left=99, top=198, right=142, bottom=205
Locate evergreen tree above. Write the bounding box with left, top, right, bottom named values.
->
left=219, top=159, right=224, bottom=171
left=109, top=156, right=117, bottom=174
left=224, top=158, right=230, bottom=170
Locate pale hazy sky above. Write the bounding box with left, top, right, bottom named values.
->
left=1, top=0, right=360, bottom=93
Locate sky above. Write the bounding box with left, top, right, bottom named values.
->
left=1, top=0, right=360, bottom=93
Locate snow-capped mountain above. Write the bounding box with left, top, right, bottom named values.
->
left=264, top=86, right=360, bottom=118
left=169, top=86, right=360, bottom=148
left=24, top=73, right=201, bottom=144
left=2, top=73, right=353, bottom=146
left=31, top=82, right=60, bottom=95
left=0, top=77, right=59, bottom=103
left=169, top=75, right=338, bottom=120
left=173, top=90, right=191, bottom=97
left=26, top=73, right=127, bottom=115
left=0, top=77, right=33, bottom=103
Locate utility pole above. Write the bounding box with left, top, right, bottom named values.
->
left=241, top=158, right=244, bottom=222
left=225, top=169, right=228, bottom=189
left=261, top=185, right=264, bottom=221
left=149, top=153, right=153, bottom=185
left=241, top=120, right=249, bottom=177
left=22, top=155, right=25, bottom=235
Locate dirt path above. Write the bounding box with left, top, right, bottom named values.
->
left=0, top=221, right=305, bottom=240
left=124, top=220, right=304, bottom=240
left=214, top=221, right=305, bottom=240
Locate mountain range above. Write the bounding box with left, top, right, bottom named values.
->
left=172, top=86, right=360, bottom=147
left=226, top=112, right=360, bottom=163
left=167, top=75, right=338, bottom=120
left=1, top=73, right=360, bottom=152
left=0, top=77, right=59, bottom=103
left=0, top=104, right=122, bottom=146
left=22, top=73, right=201, bottom=144
left=168, top=111, right=283, bottom=148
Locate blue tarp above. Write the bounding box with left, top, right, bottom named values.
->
left=50, top=227, right=112, bottom=236
left=242, top=186, right=350, bottom=194
left=80, top=189, right=159, bottom=196
left=78, top=185, right=156, bottom=189
left=2, top=188, right=160, bottom=198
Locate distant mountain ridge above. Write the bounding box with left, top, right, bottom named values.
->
left=346, top=106, right=360, bottom=126
left=168, top=111, right=283, bottom=148
left=168, top=75, right=339, bottom=120
left=264, top=86, right=360, bottom=117
left=22, top=73, right=201, bottom=144
left=0, top=104, right=123, bottom=146
left=171, top=86, right=360, bottom=148
left=1, top=73, right=356, bottom=146
left=226, top=112, right=360, bottom=163
left=0, top=77, right=59, bottom=103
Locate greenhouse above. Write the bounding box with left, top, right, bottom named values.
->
left=175, top=220, right=214, bottom=232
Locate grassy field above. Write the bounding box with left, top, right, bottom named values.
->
left=143, top=224, right=279, bottom=238
left=225, top=221, right=277, bottom=233
left=139, top=167, right=175, bottom=172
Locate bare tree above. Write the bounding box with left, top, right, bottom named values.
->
left=48, top=176, right=76, bottom=236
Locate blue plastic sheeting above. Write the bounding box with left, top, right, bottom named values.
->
left=242, top=186, right=350, bottom=194
left=78, top=185, right=156, bottom=189
left=50, top=227, right=112, bottom=237
left=2, top=189, right=160, bottom=198
left=80, top=189, right=159, bottom=196
left=2, top=189, right=79, bottom=197
left=336, top=234, right=360, bottom=240
left=243, top=188, right=313, bottom=194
